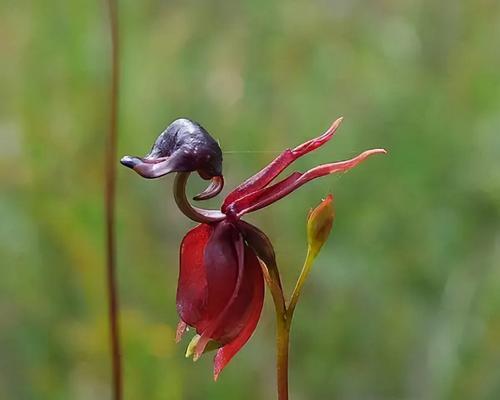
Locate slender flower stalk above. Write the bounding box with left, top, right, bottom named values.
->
left=121, top=117, right=385, bottom=398
left=276, top=313, right=290, bottom=400
left=288, top=248, right=317, bottom=318
left=263, top=195, right=335, bottom=400
left=104, top=0, right=122, bottom=398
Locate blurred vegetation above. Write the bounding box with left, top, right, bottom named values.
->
left=1, top=0, right=500, bottom=399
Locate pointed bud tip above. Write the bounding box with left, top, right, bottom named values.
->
left=323, top=193, right=334, bottom=202
left=307, top=194, right=334, bottom=221
left=307, top=194, right=335, bottom=253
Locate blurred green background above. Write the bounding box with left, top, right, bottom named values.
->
left=2, top=0, right=500, bottom=399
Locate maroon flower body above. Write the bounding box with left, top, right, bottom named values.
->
left=121, top=117, right=385, bottom=379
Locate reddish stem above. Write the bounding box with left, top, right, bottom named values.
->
left=104, top=0, right=122, bottom=398
left=260, top=260, right=290, bottom=400
left=276, top=314, right=290, bottom=400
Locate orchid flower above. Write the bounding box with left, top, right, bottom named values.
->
left=121, top=117, right=386, bottom=381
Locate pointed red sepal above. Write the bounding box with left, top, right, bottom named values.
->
left=229, top=148, right=387, bottom=217
left=222, top=118, right=343, bottom=211
left=212, top=247, right=264, bottom=380
left=176, top=320, right=188, bottom=343
left=176, top=223, right=214, bottom=327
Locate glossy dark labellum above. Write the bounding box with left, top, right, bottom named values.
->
left=121, top=118, right=224, bottom=199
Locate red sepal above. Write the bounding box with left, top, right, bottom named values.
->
left=222, top=119, right=342, bottom=211
left=228, top=148, right=387, bottom=217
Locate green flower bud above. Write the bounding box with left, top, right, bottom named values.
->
left=307, top=194, right=334, bottom=256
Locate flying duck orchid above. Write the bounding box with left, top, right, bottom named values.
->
left=121, top=117, right=386, bottom=380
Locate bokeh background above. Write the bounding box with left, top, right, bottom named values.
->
left=2, top=0, right=500, bottom=399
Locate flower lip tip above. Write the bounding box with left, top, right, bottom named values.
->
left=120, top=155, right=140, bottom=169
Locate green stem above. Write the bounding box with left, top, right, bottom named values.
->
left=287, top=247, right=316, bottom=319
left=272, top=246, right=319, bottom=399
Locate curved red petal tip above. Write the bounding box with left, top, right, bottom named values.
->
left=371, top=148, right=388, bottom=155
left=291, top=117, right=343, bottom=156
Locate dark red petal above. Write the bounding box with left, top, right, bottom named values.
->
left=194, top=222, right=244, bottom=357
left=222, top=119, right=343, bottom=211
left=197, top=221, right=240, bottom=332
left=176, top=223, right=213, bottom=327
left=213, top=247, right=264, bottom=380
left=209, top=244, right=262, bottom=343
left=230, top=148, right=387, bottom=217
